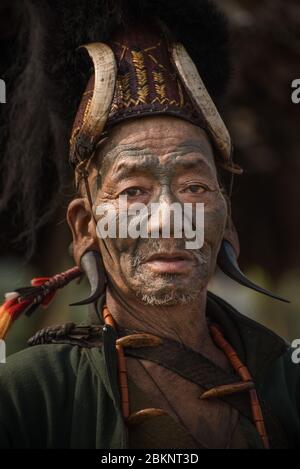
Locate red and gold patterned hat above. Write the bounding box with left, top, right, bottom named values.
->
left=70, top=19, right=241, bottom=176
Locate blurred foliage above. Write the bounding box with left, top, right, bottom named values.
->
left=216, top=0, right=300, bottom=275
left=210, top=268, right=300, bottom=342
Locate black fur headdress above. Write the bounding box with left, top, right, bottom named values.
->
left=0, top=0, right=230, bottom=257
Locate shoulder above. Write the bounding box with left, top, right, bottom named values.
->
left=0, top=340, right=108, bottom=419
left=0, top=342, right=107, bottom=448
left=2, top=343, right=84, bottom=381
left=0, top=341, right=105, bottom=388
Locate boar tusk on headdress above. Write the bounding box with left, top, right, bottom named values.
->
left=171, top=43, right=242, bottom=175
left=70, top=43, right=117, bottom=167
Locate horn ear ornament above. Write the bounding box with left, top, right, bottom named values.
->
left=70, top=251, right=106, bottom=306
left=70, top=43, right=117, bottom=166
left=217, top=240, right=290, bottom=303
left=171, top=43, right=242, bottom=175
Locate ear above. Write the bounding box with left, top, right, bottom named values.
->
left=67, top=198, right=99, bottom=266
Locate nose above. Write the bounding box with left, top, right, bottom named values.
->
left=147, top=187, right=184, bottom=238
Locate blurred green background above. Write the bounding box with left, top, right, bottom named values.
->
left=1, top=0, right=300, bottom=355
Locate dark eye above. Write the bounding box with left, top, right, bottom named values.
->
left=185, top=184, right=207, bottom=194
left=120, top=187, right=146, bottom=197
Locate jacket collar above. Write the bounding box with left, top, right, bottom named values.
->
left=206, top=291, right=289, bottom=381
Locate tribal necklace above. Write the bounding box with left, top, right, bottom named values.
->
left=102, top=305, right=270, bottom=449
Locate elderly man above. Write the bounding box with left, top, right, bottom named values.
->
left=0, top=0, right=299, bottom=449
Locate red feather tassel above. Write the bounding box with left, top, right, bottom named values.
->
left=0, top=267, right=81, bottom=340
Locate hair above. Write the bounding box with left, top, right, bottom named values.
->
left=0, top=0, right=231, bottom=258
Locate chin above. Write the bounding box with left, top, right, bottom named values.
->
left=136, top=289, right=199, bottom=306
left=132, top=275, right=202, bottom=306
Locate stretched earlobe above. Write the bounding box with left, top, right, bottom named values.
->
left=67, top=197, right=99, bottom=265
left=70, top=250, right=106, bottom=306
left=217, top=240, right=290, bottom=303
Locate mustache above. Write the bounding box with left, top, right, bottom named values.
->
left=131, top=238, right=207, bottom=268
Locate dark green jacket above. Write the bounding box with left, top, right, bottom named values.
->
left=0, top=293, right=299, bottom=449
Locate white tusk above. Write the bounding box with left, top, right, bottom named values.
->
left=171, top=42, right=232, bottom=164
left=77, top=42, right=117, bottom=146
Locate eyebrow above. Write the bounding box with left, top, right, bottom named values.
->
left=176, top=139, right=213, bottom=156
left=102, top=148, right=158, bottom=182
left=101, top=141, right=215, bottom=182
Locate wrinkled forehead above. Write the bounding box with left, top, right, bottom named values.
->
left=95, top=116, right=218, bottom=179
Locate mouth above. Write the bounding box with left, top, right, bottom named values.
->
left=143, top=251, right=195, bottom=274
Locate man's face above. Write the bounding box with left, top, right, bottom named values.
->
left=88, top=115, right=227, bottom=306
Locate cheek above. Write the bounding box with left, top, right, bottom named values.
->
left=96, top=208, right=138, bottom=278
left=93, top=187, right=141, bottom=289
left=98, top=236, right=131, bottom=293
left=203, top=193, right=227, bottom=248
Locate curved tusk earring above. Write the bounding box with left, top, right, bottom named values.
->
left=69, top=250, right=106, bottom=306
left=217, top=240, right=290, bottom=303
